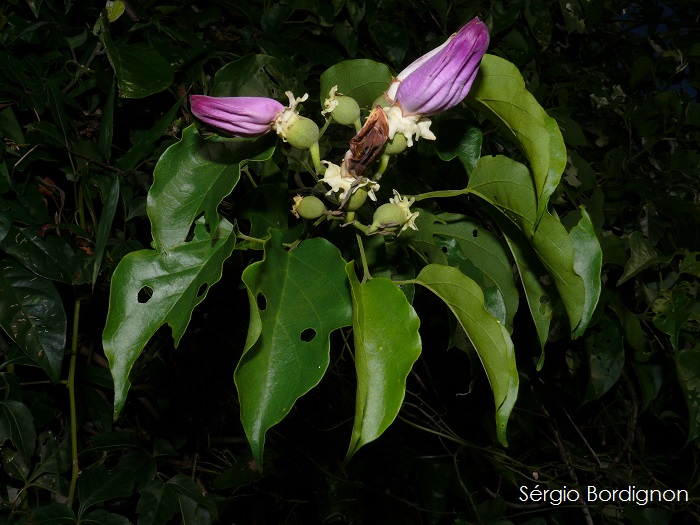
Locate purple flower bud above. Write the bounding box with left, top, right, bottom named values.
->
left=392, top=17, right=490, bottom=116
left=189, top=95, right=285, bottom=137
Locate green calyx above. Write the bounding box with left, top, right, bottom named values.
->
left=346, top=187, right=369, bottom=211
left=294, top=195, right=326, bottom=219
left=284, top=116, right=320, bottom=150
left=330, top=96, right=361, bottom=127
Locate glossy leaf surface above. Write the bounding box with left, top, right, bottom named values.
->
left=433, top=213, right=519, bottom=332
left=345, top=266, right=421, bottom=461
left=320, top=59, right=394, bottom=108
left=148, top=125, right=274, bottom=250
left=468, top=155, right=600, bottom=335
left=103, top=218, right=237, bottom=417
left=235, top=231, right=352, bottom=467
left=411, top=264, right=518, bottom=446
left=104, top=125, right=274, bottom=416
left=467, top=54, right=566, bottom=223
left=0, top=259, right=66, bottom=382
left=102, top=34, right=173, bottom=99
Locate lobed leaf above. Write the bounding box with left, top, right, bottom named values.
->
left=103, top=218, right=237, bottom=417
left=345, top=266, right=421, bottom=461
left=148, top=125, right=274, bottom=250
left=235, top=231, right=352, bottom=467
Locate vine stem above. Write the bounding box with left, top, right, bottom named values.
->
left=67, top=298, right=81, bottom=508
left=355, top=233, right=371, bottom=282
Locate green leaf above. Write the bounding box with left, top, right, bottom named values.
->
left=673, top=344, right=700, bottom=442
left=92, top=175, right=120, bottom=285
left=0, top=226, right=87, bottom=284
left=490, top=213, right=554, bottom=364
left=102, top=33, right=174, bottom=99
left=0, top=107, right=26, bottom=145
left=320, top=59, right=394, bottom=108
left=570, top=209, right=603, bottom=338
left=469, top=155, right=599, bottom=335
left=433, top=213, right=519, bottom=332
left=16, top=503, right=75, bottom=524
left=81, top=509, right=132, bottom=525
left=467, top=54, right=566, bottom=224
left=345, top=266, right=421, bottom=461
left=583, top=317, right=624, bottom=402
left=179, top=494, right=211, bottom=525
left=117, top=97, right=184, bottom=172
left=436, top=120, right=483, bottom=175
left=136, top=480, right=178, bottom=525
left=78, top=464, right=135, bottom=515
left=0, top=400, right=35, bottom=460
left=652, top=282, right=700, bottom=352
left=211, top=55, right=282, bottom=98
left=148, top=125, right=274, bottom=250
left=104, top=126, right=275, bottom=417
left=411, top=264, right=518, bottom=446
left=618, top=231, right=674, bottom=285
left=525, top=0, right=553, bottom=48
left=235, top=231, right=352, bottom=467
left=103, top=217, right=237, bottom=417
left=0, top=259, right=66, bottom=382
left=99, top=80, right=116, bottom=161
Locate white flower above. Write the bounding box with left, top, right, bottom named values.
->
left=273, top=91, right=310, bottom=140
left=321, top=86, right=339, bottom=116
left=389, top=189, right=419, bottom=232
left=383, top=106, right=436, bottom=147
left=321, top=161, right=380, bottom=202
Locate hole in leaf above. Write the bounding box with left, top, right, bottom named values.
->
left=300, top=328, right=316, bottom=342
left=256, top=293, right=267, bottom=311
left=138, top=286, right=153, bottom=304
left=197, top=283, right=208, bottom=297
left=185, top=211, right=206, bottom=242
left=472, top=229, right=478, bottom=238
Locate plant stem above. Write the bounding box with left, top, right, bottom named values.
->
left=67, top=298, right=81, bottom=508
left=309, top=142, right=324, bottom=174
left=355, top=233, right=371, bottom=282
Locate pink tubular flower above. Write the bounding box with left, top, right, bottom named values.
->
left=389, top=17, right=490, bottom=117
left=189, top=95, right=284, bottom=137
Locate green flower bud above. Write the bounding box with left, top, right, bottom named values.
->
left=292, top=195, right=326, bottom=219
left=346, top=187, right=369, bottom=211
left=332, top=96, right=361, bottom=126
left=367, top=190, right=419, bottom=235
left=382, top=132, right=408, bottom=155
left=283, top=116, right=320, bottom=150
left=370, top=203, right=406, bottom=231
left=372, top=93, right=392, bottom=109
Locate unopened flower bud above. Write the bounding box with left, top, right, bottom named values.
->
left=368, top=190, right=419, bottom=234
left=369, top=203, right=405, bottom=233
left=346, top=187, right=369, bottom=211
left=383, top=132, right=408, bottom=155
left=292, top=195, right=326, bottom=219
left=282, top=116, right=320, bottom=150
left=322, top=86, right=362, bottom=127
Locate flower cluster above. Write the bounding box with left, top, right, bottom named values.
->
left=188, top=18, right=489, bottom=236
